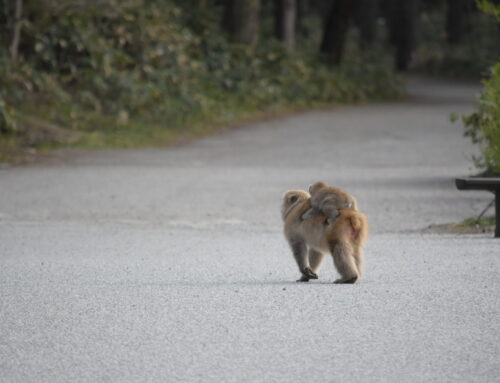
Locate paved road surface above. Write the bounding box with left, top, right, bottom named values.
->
left=1, top=78, right=499, bottom=382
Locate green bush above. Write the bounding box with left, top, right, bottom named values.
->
left=463, top=63, right=500, bottom=174
left=462, top=0, right=500, bottom=174
left=0, top=0, right=400, bottom=156
left=0, top=96, right=15, bottom=135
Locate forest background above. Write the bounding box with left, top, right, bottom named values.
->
left=0, top=0, right=499, bottom=172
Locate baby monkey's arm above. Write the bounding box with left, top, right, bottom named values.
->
left=302, top=206, right=342, bottom=223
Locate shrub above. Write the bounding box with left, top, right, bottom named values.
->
left=461, top=0, right=500, bottom=174
left=463, top=63, right=500, bottom=174
left=0, top=0, right=400, bottom=155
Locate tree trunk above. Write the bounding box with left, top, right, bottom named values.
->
left=445, top=0, right=466, bottom=44
left=222, top=0, right=261, bottom=45
left=221, top=0, right=235, bottom=35
left=387, top=0, right=419, bottom=71
left=275, top=0, right=296, bottom=52
left=9, top=0, right=23, bottom=62
left=320, top=0, right=353, bottom=66
left=296, top=0, right=306, bottom=39
left=354, top=0, right=378, bottom=47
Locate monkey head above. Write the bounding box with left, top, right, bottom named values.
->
left=308, top=181, right=327, bottom=195
left=281, top=190, right=310, bottom=221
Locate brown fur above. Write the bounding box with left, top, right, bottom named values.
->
left=282, top=189, right=368, bottom=283
left=302, top=181, right=358, bottom=223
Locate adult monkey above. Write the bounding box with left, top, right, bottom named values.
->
left=281, top=190, right=368, bottom=283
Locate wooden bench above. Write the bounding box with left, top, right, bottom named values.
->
left=455, top=177, right=500, bottom=238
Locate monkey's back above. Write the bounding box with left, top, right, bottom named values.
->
left=283, top=192, right=366, bottom=253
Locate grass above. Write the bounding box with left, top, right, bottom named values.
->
left=459, top=216, right=496, bottom=229
left=0, top=86, right=402, bottom=165
left=427, top=216, right=495, bottom=234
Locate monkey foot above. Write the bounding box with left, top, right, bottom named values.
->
left=334, top=276, right=357, bottom=284
left=304, top=268, right=318, bottom=279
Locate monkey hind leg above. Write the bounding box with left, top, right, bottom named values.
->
left=353, top=248, right=364, bottom=277
left=302, top=267, right=319, bottom=280
left=289, top=238, right=318, bottom=282
left=301, top=207, right=319, bottom=220
left=296, top=249, right=323, bottom=282
left=334, top=275, right=358, bottom=284
left=330, top=242, right=359, bottom=284
left=296, top=267, right=318, bottom=283
left=308, top=249, right=326, bottom=275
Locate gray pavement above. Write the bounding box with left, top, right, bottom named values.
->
left=1, top=77, right=499, bottom=382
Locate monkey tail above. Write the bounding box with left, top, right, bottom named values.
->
left=349, top=215, right=363, bottom=231
left=348, top=214, right=364, bottom=240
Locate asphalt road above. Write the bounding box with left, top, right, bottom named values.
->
left=1, top=77, right=499, bottom=382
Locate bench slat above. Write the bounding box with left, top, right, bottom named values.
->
left=455, top=177, right=500, bottom=191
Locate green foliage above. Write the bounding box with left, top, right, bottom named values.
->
left=461, top=0, right=500, bottom=174
left=463, top=63, right=500, bottom=173
left=0, top=96, right=16, bottom=135
left=0, top=0, right=400, bottom=158
left=460, top=216, right=495, bottom=228
left=477, top=0, right=500, bottom=20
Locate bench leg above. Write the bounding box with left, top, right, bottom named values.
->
left=496, top=191, right=500, bottom=238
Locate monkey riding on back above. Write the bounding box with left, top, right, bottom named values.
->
left=281, top=185, right=368, bottom=284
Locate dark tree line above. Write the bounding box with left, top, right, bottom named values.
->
left=214, top=0, right=480, bottom=71
left=387, top=0, right=420, bottom=71
left=274, top=0, right=296, bottom=52
left=221, top=0, right=261, bottom=45
left=1, top=0, right=482, bottom=71
left=320, top=0, right=353, bottom=66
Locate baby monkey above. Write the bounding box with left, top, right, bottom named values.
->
left=302, top=181, right=357, bottom=223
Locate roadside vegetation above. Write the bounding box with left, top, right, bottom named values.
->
left=0, top=1, right=401, bottom=163
left=428, top=216, right=495, bottom=234
left=460, top=0, right=500, bottom=175
left=0, top=0, right=499, bottom=164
